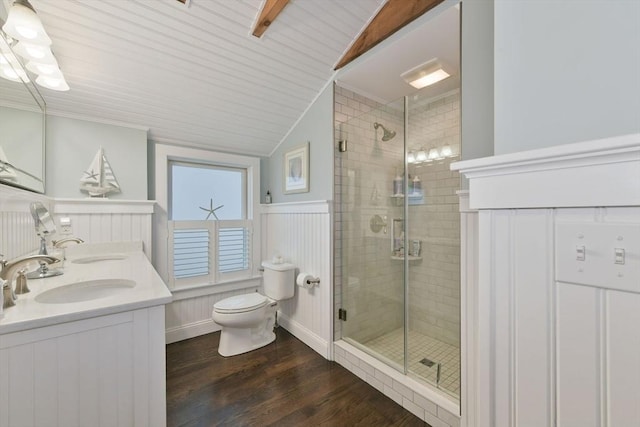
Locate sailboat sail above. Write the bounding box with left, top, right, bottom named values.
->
left=79, top=147, right=120, bottom=197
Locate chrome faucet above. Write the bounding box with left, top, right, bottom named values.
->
left=1, top=255, right=59, bottom=309
left=52, top=237, right=84, bottom=248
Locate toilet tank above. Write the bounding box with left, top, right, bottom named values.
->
left=261, top=261, right=295, bottom=300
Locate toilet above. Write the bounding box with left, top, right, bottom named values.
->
left=212, top=261, right=295, bottom=357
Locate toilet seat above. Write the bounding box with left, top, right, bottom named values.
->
left=213, top=293, right=268, bottom=314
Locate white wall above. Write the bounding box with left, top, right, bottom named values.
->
left=46, top=115, right=148, bottom=199
left=493, top=0, right=640, bottom=154
left=266, top=83, right=334, bottom=203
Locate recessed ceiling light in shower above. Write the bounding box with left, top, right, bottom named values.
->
left=401, top=58, right=450, bottom=89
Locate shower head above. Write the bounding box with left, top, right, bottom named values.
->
left=373, top=122, right=396, bottom=141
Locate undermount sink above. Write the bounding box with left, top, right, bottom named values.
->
left=35, top=279, right=136, bottom=304
left=71, top=254, right=128, bottom=264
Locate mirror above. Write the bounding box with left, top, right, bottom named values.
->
left=0, top=6, right=46, bottom=194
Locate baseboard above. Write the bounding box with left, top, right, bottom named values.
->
left=165, top=319, right=221, bottom=344
left=277, top=311, right=329, bottom=359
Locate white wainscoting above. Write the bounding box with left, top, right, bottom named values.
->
left=53, top=199, right=154, bottom=259
left=0, top=306, right=166, bottom=427
left=0, top=185, right=51, bottom=259
left=453, top=133, right=640, bottom=427
left=459, top=191, right=479, bottom=427
left=261, top=201, right=333, bottom=359
left=0, top=187, right=155, bottom=261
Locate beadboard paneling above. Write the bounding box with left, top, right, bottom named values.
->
left=0, top=185, right=51, bottom=259
left=0, top=306, right=165, bottom=427
left=53, top=199, right=154, bottom=259
left=459, top=191, right=478, bottom=427
left=262, top=201, right=332, bottom=358
left=0, top=186, right=154, bottom=261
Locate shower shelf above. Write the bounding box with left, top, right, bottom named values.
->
left=389, top=194, right=424, bottom=207
left=391, top=255, right=422, bottom=261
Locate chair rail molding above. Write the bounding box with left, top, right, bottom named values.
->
left=451, top=133, right=640, bottom=209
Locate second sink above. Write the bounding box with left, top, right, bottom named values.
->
left=71, top=254, right=128, bottom=264
left=35, top=279, right=136, bottom=304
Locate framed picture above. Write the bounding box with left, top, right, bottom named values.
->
left=283, top=142, right=309, bottom=194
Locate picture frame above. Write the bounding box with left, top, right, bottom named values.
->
left=283, top=142, right=309, bottom=194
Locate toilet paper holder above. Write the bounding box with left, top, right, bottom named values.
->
left=296, top=272, right=320, bottom=288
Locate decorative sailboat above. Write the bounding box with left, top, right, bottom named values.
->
left=79, top=147, right=120, bottom=197
left=0, top=146, right=18, bottom=182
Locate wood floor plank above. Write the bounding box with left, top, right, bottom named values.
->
left=166, top=328, right=429, bottom=426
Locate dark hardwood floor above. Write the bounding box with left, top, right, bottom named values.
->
left=166, top=328, right=428, bottom=426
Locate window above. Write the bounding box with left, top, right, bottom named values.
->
left=170, top=162, right=246, bottom=221
left=154, top=144, right=260, bottom=290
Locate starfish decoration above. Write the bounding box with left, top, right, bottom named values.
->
left=83, top=169, right=99, bottom=181
left=199, top=198, right=224, bottom=220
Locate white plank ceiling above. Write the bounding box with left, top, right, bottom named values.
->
left=7, top=0, right=385, bottom=156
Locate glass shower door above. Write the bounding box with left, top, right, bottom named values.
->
left=337, top=98, right=406, bottom=372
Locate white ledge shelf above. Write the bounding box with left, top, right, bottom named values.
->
left=451, top=133, right=640, bottom=209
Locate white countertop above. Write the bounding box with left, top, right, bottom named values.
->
left=0, top=242, right=173, bottom=335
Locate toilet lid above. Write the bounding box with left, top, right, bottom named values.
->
left=214, top=293, right=268, bottom=314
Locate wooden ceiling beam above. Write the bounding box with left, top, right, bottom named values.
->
left=252, top=0, right=290, bottom=38
left=334, top=0, right=445, bottom=70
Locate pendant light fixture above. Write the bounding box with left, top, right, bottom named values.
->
left=1, top=0, right=69, bottom=91
left=2, top=0, right=51, bottom=46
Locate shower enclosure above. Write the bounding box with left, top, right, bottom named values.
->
left=334, top=85, right=461, bottom=401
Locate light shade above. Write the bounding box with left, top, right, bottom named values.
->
left=2, top=0, right=52, bottom=46
left=26, top=59, right=59, bottom=75
left=0, top=63, right=29, bottom=82
left=440, top=144, right=453, bottom=157
left=36, top=73, right=69, bottom=91
left=428, top=147, right=440, bottom=160
left=401, top=58, right=450, bottom=89
left=0, top=44, right=29, bottom=82
left=416, top=148, right=427, bottom=163
left=13, top=41, right=56, bottom=63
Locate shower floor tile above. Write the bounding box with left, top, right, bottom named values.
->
left=364, top=328, right=460, bottom=399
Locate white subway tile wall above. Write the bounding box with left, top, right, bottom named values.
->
left=407, top=90, right=461, bottom=347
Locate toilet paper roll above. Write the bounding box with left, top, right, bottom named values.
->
left=296, top=273, right=314, bottom=289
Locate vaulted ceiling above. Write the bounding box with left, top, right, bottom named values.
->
left=7, top=0, right=386, bottom=156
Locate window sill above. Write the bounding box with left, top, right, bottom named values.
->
left=170, top=275, right=262, bottom=301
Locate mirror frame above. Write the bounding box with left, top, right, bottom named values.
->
left=0, top=17, right=46, bottom=194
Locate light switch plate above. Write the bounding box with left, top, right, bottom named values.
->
left=556, top=222, right=640, bottom=292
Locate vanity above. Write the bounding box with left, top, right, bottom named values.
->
left=0, top=242, right=172, bottom=427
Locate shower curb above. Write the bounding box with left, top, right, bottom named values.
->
left=334, top=339, right=460, bottom=427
